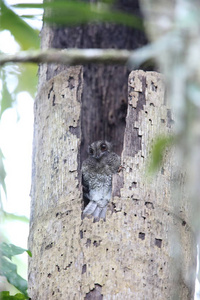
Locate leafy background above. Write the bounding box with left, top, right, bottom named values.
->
left=0, top=0, right=41, bottom=297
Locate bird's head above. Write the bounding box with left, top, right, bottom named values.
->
left=88, top=140, right=112, bottom=160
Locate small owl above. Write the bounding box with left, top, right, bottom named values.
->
left=81, top=140, right=120, bottom=220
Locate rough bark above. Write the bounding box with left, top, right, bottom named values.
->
left=28, top=70, right=196, bottom=299
left=29, top=67, right=83, bottom=299
left=112, top=70, right=196, bottom=299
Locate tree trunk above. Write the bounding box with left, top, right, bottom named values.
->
left=28, top=2, right=196, bottom=299
left=28, top=68, right=196, bottom=299
left=114, top=70, right=196, bottom=299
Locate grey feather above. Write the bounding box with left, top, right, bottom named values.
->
left=83, top=201, right=97, bottom=215
left=92, top=206, right=102, bottom=218
left=99, top=206, right=107, bottom=219
left=82, top=140, right=120, bottom=221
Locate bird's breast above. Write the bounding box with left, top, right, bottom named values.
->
left=87, top=173, right=112, bottom=200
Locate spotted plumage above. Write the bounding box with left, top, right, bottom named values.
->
left=81, top=140, right=120, bottom=220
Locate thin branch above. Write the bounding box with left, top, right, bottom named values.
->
left=0, top=48, right=147, bottom=66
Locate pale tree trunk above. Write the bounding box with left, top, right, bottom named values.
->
left=28, top=1, right=196, bottom=298
left=116, top=70, right=196, bottom=299
left=28, top=68, right=196, bottom=299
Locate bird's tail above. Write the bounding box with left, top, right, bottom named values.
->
left=83, top=201, right=107, bottom=220
left=99, top=206, right=107, bottom=219
left=83, top=201, right=97, bottom=216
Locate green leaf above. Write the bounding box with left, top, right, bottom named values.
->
left=0, top=243, right=31, bottom=297
left=0, top=0, right=40, bottom=50
left=0, top=291, right=27, bottom=300
left=0, top=257, right=28, bottom=297
left=19, top=14, right=42, bottom=20
left=13, top=1, right=144, bottom=30
left=26, top=250, right=32, bottom=258
left=0, top=243, right=32, bottom=260
left=148, top=135, right=175, bottom=174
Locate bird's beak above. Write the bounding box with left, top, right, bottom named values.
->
left=95, top=155, right=101, bottom=160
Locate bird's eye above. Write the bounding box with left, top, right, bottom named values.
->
left=89, top=147, right=94, bottom=155
left=100, top=143, right=107, bottom=152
